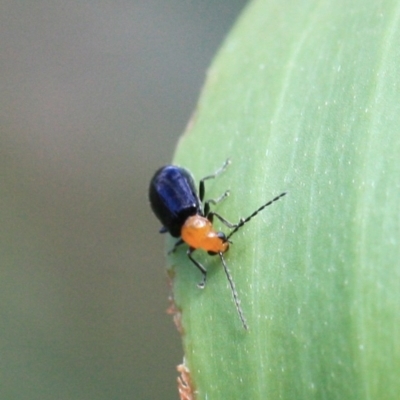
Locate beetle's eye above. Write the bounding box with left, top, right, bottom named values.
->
left=217, top=231, right=227, bottom=242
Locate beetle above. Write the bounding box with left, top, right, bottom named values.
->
left=149, top=159, right=286, bottom=329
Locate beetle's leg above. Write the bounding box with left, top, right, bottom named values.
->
left=187, top=248, right=207, bottom=288
left=204, top=190, right=230, bottom=216
left=207, top=211, right=240, bottom=228
left=199, top=159, right=230, bottom=202
left=168, top=239, right=184, bottom=254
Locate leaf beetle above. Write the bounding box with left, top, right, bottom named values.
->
left=149, top=159, right=286, bottom=329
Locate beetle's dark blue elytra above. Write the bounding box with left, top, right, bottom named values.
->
left=149, top=165, right=201, bottom=238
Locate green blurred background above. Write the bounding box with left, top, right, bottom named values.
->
left=0, top=1, right=247, bottom=399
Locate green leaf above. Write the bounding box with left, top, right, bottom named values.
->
left=168, top=0, right=400, bottom=398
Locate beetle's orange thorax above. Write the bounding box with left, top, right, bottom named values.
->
left=181, top=215, right=229, bottom=253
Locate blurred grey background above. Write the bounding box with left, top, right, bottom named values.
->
left=0, top=1, right=247, bottom=399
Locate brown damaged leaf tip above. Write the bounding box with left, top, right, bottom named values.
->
left=177, top=362, right=196, bottom=400
left=166, top=294, right=184, bottom=335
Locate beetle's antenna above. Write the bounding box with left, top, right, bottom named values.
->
left=219, top=252, right=248, bottom=330
left=227, top=192, right=286, bottom=240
